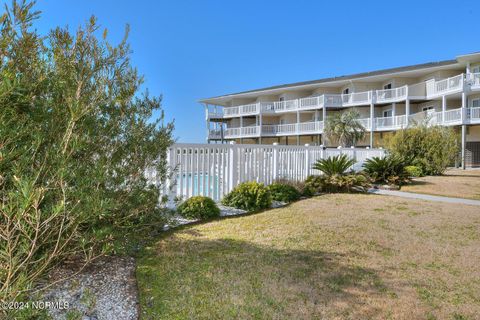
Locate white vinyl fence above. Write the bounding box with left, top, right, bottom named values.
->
left=149, top=143, right=385, bottom=202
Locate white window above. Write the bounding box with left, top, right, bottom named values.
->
left=279, top=119, right=286, bottom=125
left=343, top=88, right=350, bottom=95
left=383, top=83, right=392, bottom=90
left=473, top=66, right=480, bottom=73
left=472, top=99, right=480, bottom=108
left=279, top=97, right=285, bottom=102
left=383, top=109, right=392, bottom=117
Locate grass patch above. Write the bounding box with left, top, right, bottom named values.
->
left=137, top=194, right=480, bottom=319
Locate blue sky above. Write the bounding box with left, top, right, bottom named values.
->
left=25, top=0, right=480, bottom=142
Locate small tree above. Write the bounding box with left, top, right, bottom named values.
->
left=386, top=125, right=459, bottom=175
left=0, top=0, right=174, bottom=306
left=324, top=109, right=366, bottom=147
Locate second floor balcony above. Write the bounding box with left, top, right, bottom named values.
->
left=210, top=106, right=480, bottom=139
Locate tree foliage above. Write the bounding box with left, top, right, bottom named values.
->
left=313, top=154, right=355, bottom=176
left=0, top=0, right=174, bottom=303
left=386, top=125, right=459, bottom=175
left=324, top=109, right=366, bottom=147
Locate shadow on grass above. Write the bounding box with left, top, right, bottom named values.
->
left=137, top=234, right=391, bottom=319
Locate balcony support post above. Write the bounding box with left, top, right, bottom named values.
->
left=442, top=95, right=446, bottom=123
left=205, top=103, right=210, bottom=143
left=258, top=114, right=263, bottom=145
left=461, top=124, right=466, bottom=170
left=369, top=103, right=374, bottom=147
left=461, top=92, right=467, bottom=124
left=392, top=103, right=396, bottom=118
left=406, top=99, right=410, bottom=127
left=322, top=106, right=327, bottom=146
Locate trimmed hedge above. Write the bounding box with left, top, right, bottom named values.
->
left=222, top=181, right=272, bottom=211
left=177, top=196, right=220, bottom=220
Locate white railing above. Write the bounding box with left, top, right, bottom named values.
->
left=161, top=143, right=386, bottom=201
left=375, top=115, right=407, bottom=129
left=224, top=106, right=240, bottom=117
left=469, top=107, right=480, bottom=122
left=208, top=129, right=223, bottom=139
left=376, top=86, right=407, bottom=103
left=324, top=94, right=343, bottom=107
left=261, top=99, right=297, bottom=113
left=298, top=96, right=322, bottom=110
left=443, top=108, right=462, bottom=123
left=297, top=121, right=324, bottom=133
left=241, top=103, right=259, bottom=115
left=358, top=118, right=371, bottom=130
left=342, top=91, right=372, bottom=105
left=225, top=126, right=260, bottom=138
left=470, top=73, right=480, bottom=88
left=433, top=74, right=464, bottom=95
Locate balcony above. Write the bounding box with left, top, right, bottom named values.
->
left=262, top=121, right=324, bottom=136
left=376, top=86, right=407, bottom=103
left=468, top=107, right=480, bottom=123
left=427, top=74, right=464, bottom=97
left=217, top=73, right=473, bottom=119
left=469, top=73, right=480, bottom=90
left=375, top=115, right=407, bottom=130
left=208, top=129, right=223, bottom=139
left=225, top=125, right=260, bottom=138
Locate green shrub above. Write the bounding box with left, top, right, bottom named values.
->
left=177, top=196, right=220, bottom=220
left=222, top=181, right=272, bottom=211
left=363, top=155, right=410, bottom=186
left=313, top=154, right=355, bottom=176
left=305, top=175, right=326, bottom=195
left=0, top=2, right=174, bottom=307
left=305, top=174, right=370, bottom=193
left=274, top=178, right=313, bottom=197
left=267, top=183, right=301, bottom=203
left=386, top=125, right=459, bottom=175
left=405, top=165, right=423, bottom=177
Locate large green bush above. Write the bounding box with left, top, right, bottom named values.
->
left=312, top=154, right=355, bottom=176
left=386, top=125, right=459, bottom=175
left=177, top=196, right=220, bottom=220
left=267, top=183, right=301, bottom=203
left=222, top=182, right=272, bottom=211
left=0, top=1, right=173, bottom=306
left=363, top=155, right=410, bottom=186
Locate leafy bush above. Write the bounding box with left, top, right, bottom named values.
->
left=177, top=196, right=220, bottom=220
left=222, top=182, right=272, bottom=211
left=0, top=1, right=173, bottom=306
left=324, top=110, right=366, bottom=147
left=305, top=174, right=370, bottom=193
left=312, top=154, right=355, bottom=176
left=273, top=178, right=313, bottom=197
left=363, top=155, right=410, bottom=186
left=267, top=183, right=301, bottom=203
left=386, top=125, right=459, bottom=175
left=405, top=165, right=423, bottom=177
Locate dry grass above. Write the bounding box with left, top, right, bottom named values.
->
left=137, top=194, right=480, bottom=319
left=401, top=169, right=480, bottom=200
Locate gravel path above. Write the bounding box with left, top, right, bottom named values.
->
left=42, top=256, right=138, bottom=320
left=368, top=188, right=480, bottom=206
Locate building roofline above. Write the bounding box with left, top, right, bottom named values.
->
left=199, top=58, right=459, bottom=104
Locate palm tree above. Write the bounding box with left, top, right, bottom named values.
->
left=324, top=109, right=366, bottom=147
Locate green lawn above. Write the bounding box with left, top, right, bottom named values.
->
left=137, top=194, right=480, bottom=319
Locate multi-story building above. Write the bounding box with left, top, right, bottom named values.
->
left=200, top=52, right=480, bottom=168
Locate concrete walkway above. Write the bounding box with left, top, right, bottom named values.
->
left=368, top=188, right=480, bottom=206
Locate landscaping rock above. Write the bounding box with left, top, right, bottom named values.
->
left=41, top=256, right=138, bottom=320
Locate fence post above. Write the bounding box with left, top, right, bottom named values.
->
left=272, top=142, right=278, bottom=181
left=304, top=143, right=310, bottom=178
left=165, top=146, right=177, bottom=208
left=228, top=141, right=237, bottom=193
